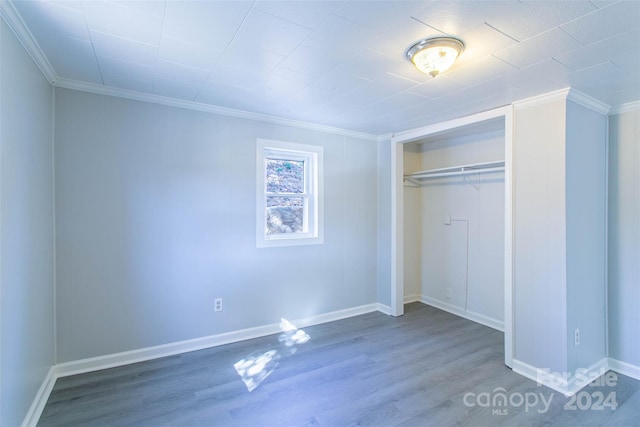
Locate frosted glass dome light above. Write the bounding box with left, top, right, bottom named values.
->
left=406, top=37, right=464, bottom=77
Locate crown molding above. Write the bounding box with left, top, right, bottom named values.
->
left=0, top=0, right=377, bottom=142
left=2, top=0, right=630, bottom=139
left=0, top=0, right=56, bottom=84
left=567, top=88, right=611, bottom=115
left=513, top=87, right=612, bottom=115
left=377, top=133, right=393, bottom=142
left=54, top=78, right=379, bottom=142
left=609, top=100, right=640, bottom=115
left=512, top=87, right=572, bottom=110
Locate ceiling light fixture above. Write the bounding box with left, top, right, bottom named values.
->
left=406, top=37, right=464, bottom=77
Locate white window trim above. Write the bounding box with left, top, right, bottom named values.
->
left=256, top=138, right=324, bottom=248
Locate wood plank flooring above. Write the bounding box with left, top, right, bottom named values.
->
left=39, top=303, right=640, bottom=426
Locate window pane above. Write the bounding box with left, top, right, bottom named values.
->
left=266, top=159, right=304, bottom=193
left=266, top=196, right=304, bottom=235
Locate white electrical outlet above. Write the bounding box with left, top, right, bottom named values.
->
left=214, top=298, right=223, bottom=312
left=574, top=328, right=580, bottom=346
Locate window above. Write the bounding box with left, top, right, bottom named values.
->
left=256, top=139, right=323, bottom=248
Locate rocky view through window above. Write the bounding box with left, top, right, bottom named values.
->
left=266, top=159, right=305, bottom=235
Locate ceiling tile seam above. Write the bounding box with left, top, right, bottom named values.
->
left=88, top=28, right=161, bottom=48
left=440, top=79, right=506, bottom=105
left=562, top=60, right=622, bottom=80
left=491, top=24, right=586, bottom=63
left=250, top=3, right=316, bottom=32
left=293, top=74, right=391, bottom=123
left=483, top=22, right=520, bottom=43
left=45, top=1, right=80, bottom=14
left=326, top=88, right=432, bottom=125
left=592, top=61, right=628, bottom=85
left=151, top=0, right=169, bottom=97
left=193, top=0, right=257, bottom=102
left=409, top=15, right=448, bottom=37
left=112, top=1, right=164, bottom=20
left=559, top=0, right=619, bottom=30
left=588, top=1, right=604, bottom=10
left=557, top=25, right=585, bottom=47
left=325, top=9, right=400, bottom=39
left=489, top=53, right=526, bottom=71
left=545, top=57, right=573, bottom=74
left=80, top=1, right=107, bottom=86
left=267, top=13, right=361, bottom=88
left=326, top=3, right=362, bottom=35
left=308, top=81, right=396, bottom=123
left=356, top=47, right=416, bottom=82
left=553, top=30, right=638, bottom=71
left=277, top=62, right=339, bottom=82
left=272, top=49, right=343, bottom=87
left=610, top=56, right=635, bottom=71
left=96, top=52, right=158, bottom=75
left=386, top=72, right=423, bottom=86
left=251, top=15, right=312, bottom=58
left=410, top=15, right=448, bottom=42
left=153, top=59, right=212, bottom=84
left=103, top=73, right=154, bottom=90
left=325, top=82, right=435, bottom=125
left=210, top=15, right=325, bottom=99
left=552, top=54, right=594, bottom=73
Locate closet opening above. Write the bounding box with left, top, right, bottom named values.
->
left=391, top=107, right=513, bottom=367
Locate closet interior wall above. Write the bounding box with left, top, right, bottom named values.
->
left=403, top=129, right=506, bottom=330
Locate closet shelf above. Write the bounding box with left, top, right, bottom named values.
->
left=404, top=160, right=505, bottom=185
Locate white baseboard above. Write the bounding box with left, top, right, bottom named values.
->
left=28, top=303, right=386, bottom=426
left=420, top=295, right=504, bottom=332
left=608, top=357, right=640, bottom=381
left=512, top=357, right=610, bottom=397
left=565, top=358, right=610, bottom=396
left=55, top=303, right=384, bottom=378
left=376, top=303, right=392, bottom=315
left=511, top=358, right=572, bottom=396
left=55, top=323, right=279, bottom=377
left=404, top=293, right=420, bottom=304
left=21, top=367, right=56, bottom=427
left=28, top=301, right=640, bottom=426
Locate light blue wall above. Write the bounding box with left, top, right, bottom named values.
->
left=566, top=101, right=607, bottom=372
left=565, top=101, right=607, bottom=374
left=54, top=88, right=380, bottom=362
left=513, top=98, right=569, bottom=373
left=608, top=109, right=640, bottom=369
left=513, top=95, right=609, bottom=380
left=0, top=19, right=54, bottom=427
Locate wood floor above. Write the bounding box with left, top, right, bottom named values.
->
left=39, top=303, right=640, bottom=426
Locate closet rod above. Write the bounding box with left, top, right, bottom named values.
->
left=408, top=166, right=504, bottom=180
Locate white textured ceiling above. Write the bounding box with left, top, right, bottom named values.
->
left=9, top=0, right=640, bottom=135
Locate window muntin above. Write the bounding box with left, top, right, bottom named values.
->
left=256, top=139, right=323, bottom=247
